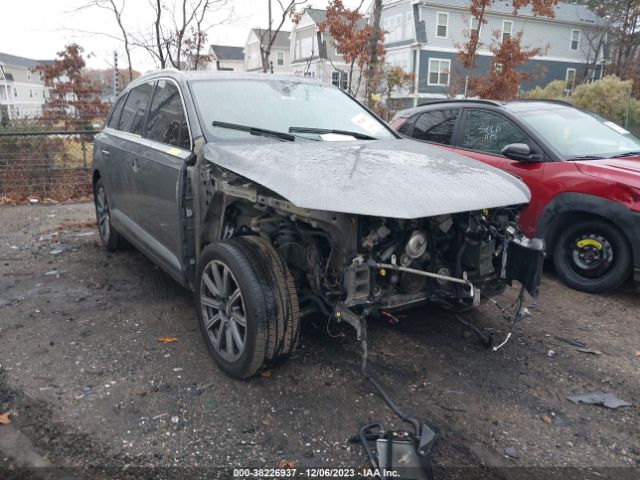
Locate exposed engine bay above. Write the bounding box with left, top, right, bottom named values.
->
left=196, top=168, right=544, bottom=318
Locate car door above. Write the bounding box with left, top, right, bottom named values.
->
left=131, top=79, right=193, bottom=278
left=453, top=108, right=546, bottom=233
left=95, top=92, right=128, bottom=206
left=108, top=82, right=154, bottom=227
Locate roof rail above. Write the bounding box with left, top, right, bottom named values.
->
left=417, top=98, right=504, bottom=107
left=511, top=98, right=574, bottom=107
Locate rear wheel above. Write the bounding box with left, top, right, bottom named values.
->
left=195, top=237, right=299, bottom=379
left=553, top=219, right=631, bottom=293
left=94, top=178, right=123, bottom=252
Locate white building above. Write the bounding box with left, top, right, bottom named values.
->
left=244, top=29, right=292, bottom=73
left=0, top=52, right=52, bottom=121
left=289, top=8, right=365, bottom=95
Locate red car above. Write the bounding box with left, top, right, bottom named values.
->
left=392, top=100, right=640, bottom=293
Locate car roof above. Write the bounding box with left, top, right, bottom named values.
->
left=397, top=99, right=575, bottom=117
left=125, top=69, right=328, bottom=91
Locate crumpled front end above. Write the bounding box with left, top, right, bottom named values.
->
left=336, top=208, right=545, bottom=314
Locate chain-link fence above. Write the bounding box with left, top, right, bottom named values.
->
left=0, top=128, right=98, bottom=202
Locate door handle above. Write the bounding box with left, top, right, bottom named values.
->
left=131, top=157, right=140, bottom=172
left=101, top=148, right=111, bottom=157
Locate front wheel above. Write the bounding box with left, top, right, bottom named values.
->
left=195, top=237, right=299, bottom=379
left=553, top=219, right=631, bottom=293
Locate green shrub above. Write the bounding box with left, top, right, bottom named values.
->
left=524, top=75, right=640, bottom=136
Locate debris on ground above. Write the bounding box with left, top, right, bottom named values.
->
left=547, top=350, right=556, bottom=357
left=567, top=392, right=632, bottom=409
left=157, top=337, right=178, bottom=343
left=554, top=336, right=586, bottom=348
left=260, top=370, right=273, bottom=378
left=576, top=348, right=603, bottom=355
left=0, top=412, right=11, bottom=425
left=504, top=447, right=519, bottom=458
left=49, top=245, right=66, bottom=256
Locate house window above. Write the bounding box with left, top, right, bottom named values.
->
left=29, top=89, right=33, bottom=98
left=428, top=58, right=450, bottom=86
left=570, top=29, right=580, bottom=50
left=14, top=88, right=17, bottom=97
left=566, top=68, right=577, bottom=90
left=299, top=37, right=313, bottom=58
left=470, top=17, right=481, bottom=36
left=436, top=12, right=448, bottom=38
left=383, top=13, right=405, bottom=43
left=276, top=51, right=284, bottom=66
left=494, top=63, right=503, bottom=74
left=502, top=20, right=513, bottom=42
left=331, top=71, right=340, bottom=87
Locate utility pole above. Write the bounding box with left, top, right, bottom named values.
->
left=113, top=51, right=120, bottom=97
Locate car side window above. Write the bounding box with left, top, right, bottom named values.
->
left=118, top=82, right=153, bottom=135
left=461, top=109, right=531, bottom=154
left=107, top=94, right=127, bottom=129
left=146, top=80, right=191, bottom=150
left=412, top=109, right=458, bottom=145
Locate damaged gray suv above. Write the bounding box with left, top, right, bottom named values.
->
left=93, top=71, right=544, bottom=379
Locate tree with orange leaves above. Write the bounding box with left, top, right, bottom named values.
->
left=318, top=0, right=385, bottom=97
left=37, top=44, right=109, bottom=129
left=458, top=0, right=558, bottom=99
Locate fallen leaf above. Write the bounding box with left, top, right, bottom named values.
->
left=262, top=414, right=274, bottom=427
left=277, top=459, right=296, bottom=469
left=635, top=351, right=640, bottom=357
left=260, top=370, right=272, bottom=378
left=158, top=337, right=178, bottom=343
left=0, top=412, right=11, bottom=425
left=540, top=415, right=552, bottom=424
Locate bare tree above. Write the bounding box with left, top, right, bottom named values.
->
left=76, top=0, right=134, bottom=82
left=77, top=0, right=232, bottom=71
left=259, top=0, right=308, bottom=73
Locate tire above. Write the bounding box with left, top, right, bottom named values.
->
left=552, top=219, right=631, bottom=293
left=94, top=178, right=124, bottom=252
left=195, top=237, right=300, bottom=379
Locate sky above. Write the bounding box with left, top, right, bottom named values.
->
left=1, top=0, right=369, bottom=72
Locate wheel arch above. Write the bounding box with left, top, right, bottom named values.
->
left=537, top=193, right=638, bottom=271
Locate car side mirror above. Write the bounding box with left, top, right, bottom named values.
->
left=501, top=143, right=543, bottom=162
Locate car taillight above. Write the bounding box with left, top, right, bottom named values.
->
left=390, top=117, right=408, bottom=131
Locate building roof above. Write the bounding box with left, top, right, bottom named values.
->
left=210, top=45, right=244, bottom=61
left=306, top=8, right=327, bottom=24
left=422, top=0, right=601, bottom=26
left=251, top=29, right=291, bottom=49
left=0, top=52, right=53, bottom=69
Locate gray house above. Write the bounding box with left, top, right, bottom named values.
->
left=0, top=52, right=52, bottom=120
left=378, top=0, right=608, bottom=107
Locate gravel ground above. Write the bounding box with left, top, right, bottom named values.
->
left=0, top=202, right=639, bottom=479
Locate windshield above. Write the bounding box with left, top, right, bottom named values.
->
left=189, top=78, right=394, bottom=142
left=518, top=107, right=640, bottom=159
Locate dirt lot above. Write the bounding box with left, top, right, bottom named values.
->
left=0, top=202, right=639, bottom=479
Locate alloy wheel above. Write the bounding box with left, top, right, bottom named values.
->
left=200, top=260, right=247, bottom=362
left=96, top=186, right=110, bottom=242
